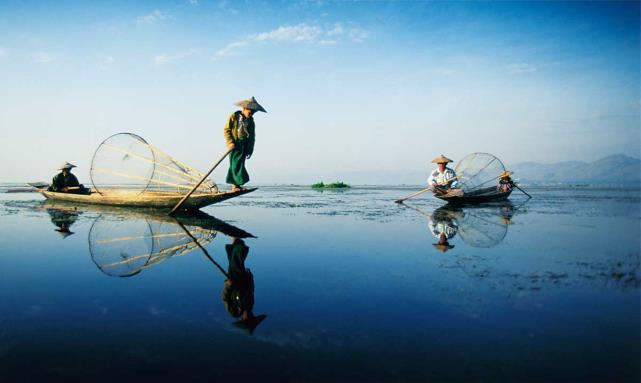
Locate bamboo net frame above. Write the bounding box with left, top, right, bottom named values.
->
left=90, top=133, right=217, bottom=196
left=89, top=216, right=217, bottom=277
left=454, top=152, right=506, bottom=193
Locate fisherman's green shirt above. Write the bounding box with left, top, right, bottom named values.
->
left=223, top=111, right=255, bottom=156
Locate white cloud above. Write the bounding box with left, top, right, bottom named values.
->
left=32, top=52, right=53, bottom=63
left=254, top=24, right=322, bottom=42
left=153, top=49, right=199, bottom=64
left=218, top=1, right=239, bottom=15
left=136, top=10, right=168, bottom=25
left=215, top=41, right=248, bottom=58
left=326, top=23, right=343, bottom=36
left=213, top=22, right=369, bottom=60
left=348, top=28, right=369, bottom=43
left=507, top=63, right=537, bottom=74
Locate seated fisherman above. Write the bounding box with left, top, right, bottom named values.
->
left=427, top=154, right=459, bottom=194
left=498, top=170, right=514, bottom=193
left=48, top=162, right=89, bottom=194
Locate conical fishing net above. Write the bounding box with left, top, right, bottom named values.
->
left=89, top=214, right=217, bottom=277
left=90, top=133, right=217, bottom=195
left=454, top=153, right=506, bottom=194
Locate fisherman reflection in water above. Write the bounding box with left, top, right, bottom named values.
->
left=222, top=237, right=266, bottom=334
left=46, top=208, right=79, bottom=239
left=429, top=207, right=460, bottom=252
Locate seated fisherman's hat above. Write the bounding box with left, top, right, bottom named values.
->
left=431, top=154, right=453, bottom=164
left=55, top=226, right=75, bottom=239
left=58, top=161, right=77, bottom=170
left=234, top=96, right=267, bottom=113
left=499, top=170, right=513, bottom=178
left=432, top=243, right=455, bottom=252
left=432, top=233, right=455, bottom=252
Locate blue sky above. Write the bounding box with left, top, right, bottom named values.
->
left=0, top=0, right=639, bottom=184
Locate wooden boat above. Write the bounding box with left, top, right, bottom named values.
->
left=429, top=152, right=529, bottom=205
left=37, top=187, right=257, bottom=210
left=35, top=133, right=259, bottom=211
left=435, top=186, right=512, bottom=205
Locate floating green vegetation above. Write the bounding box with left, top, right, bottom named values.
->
left=311, top=181, right=351, bottom=189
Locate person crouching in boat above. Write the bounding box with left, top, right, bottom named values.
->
left=498, top=171, right=514, bottom=193
left=47, top=162, right=89, bottom=194
left=224, top=96, right=267, bottom=193
left=428, top=154, right=459, bottom=195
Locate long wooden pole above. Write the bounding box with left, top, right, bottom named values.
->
left=174, top=219, right=229, bottom=278
left=394, top=176, right=462, bottom=204
left=394, top=187, right=433, bottom=204
left=514, top=183, right=532, bottom=199
left=169, top=148, right=232, bottom=215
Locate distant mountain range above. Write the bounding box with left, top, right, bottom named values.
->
left=511, top=154, right=640, bottom=186
left=279, top=154, right=640, bottom=186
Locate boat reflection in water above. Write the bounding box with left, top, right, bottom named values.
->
left=43, top=201, right=266, bottom=333
left=421, top=201, right=519, bottom=251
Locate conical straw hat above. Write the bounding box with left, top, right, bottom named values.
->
left=431, top=154, right=453, bottom=164
left=432, top=243, right=455, bottom=252
left=58, top=161, right=77, bottom=170
left=499, top=170, right=513, bottom=178
left=55, top=228, right=75, bottom=239
left=234, top=96, right=267, bottom=113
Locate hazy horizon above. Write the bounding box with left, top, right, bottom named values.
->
left=1, top=1, right=639, bottom=184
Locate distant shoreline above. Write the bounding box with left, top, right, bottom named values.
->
left=1, top=182, right=640, bottom=190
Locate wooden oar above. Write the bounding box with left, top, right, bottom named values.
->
left=28, top=182, right=50, bottom=189
left=173, top=218, right=230, bottom=278
left=169, top=148, right=232, bottom=215
left=395, top=176, right=462, bottom=204
left=395, top=187, right=433, bottom=204
left=513, top=183, right=532, bottom=199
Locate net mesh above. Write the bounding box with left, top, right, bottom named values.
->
left=89, top=215, right=217, bottom=277
left=454, top=153, right=506, bottom=193
left=456, top=208, right=508, bottom=248
left=90, top=133, right=217, bottom=195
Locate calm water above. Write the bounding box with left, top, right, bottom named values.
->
left=0, top=186, right=639, bottom=382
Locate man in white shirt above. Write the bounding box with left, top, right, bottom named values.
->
left=427, top=154, right=458, bottom=194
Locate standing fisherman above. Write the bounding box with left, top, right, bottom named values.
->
left=224, top=97, right=267, bottom=192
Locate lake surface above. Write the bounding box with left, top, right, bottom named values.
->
left=0, top=186, right=639, bottom=382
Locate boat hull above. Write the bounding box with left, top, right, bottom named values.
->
left=38, top=188, right=257, bottom=211
left=436, top=187, right=512, bottom=205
